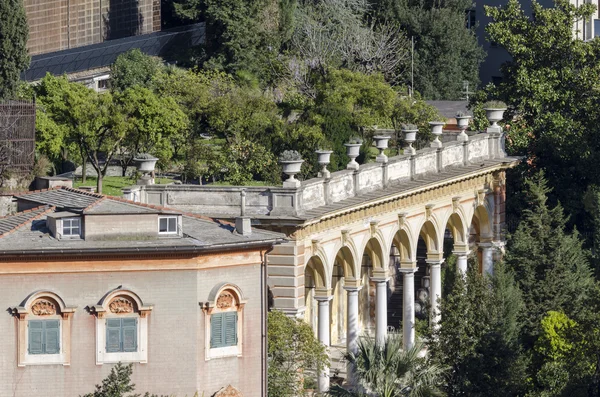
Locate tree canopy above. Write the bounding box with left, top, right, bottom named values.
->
left=0, top=0, right=30, bottom=100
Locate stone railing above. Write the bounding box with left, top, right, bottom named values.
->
left=124, top=126, right=508, bottom=219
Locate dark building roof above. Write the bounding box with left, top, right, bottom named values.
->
left=1, top=188, right=285, bottom=255
left=425, top=101, right=473, bottom=119
left=23, top=23, right=206, bottom=81
left=0, top=206, right=52, bottom=237
left=15, top=187, right=103, bottom=211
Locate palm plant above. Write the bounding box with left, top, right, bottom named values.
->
left=328, top=334, right=446, bottom=397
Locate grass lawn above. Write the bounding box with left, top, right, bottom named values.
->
left=73, top=176, right=175, bottom=196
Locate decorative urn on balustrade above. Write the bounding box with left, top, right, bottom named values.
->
left=279, top=150, right=304, bottom=187
left=344, top=138, right=363, bottom=170
left=482, top=100, right=507, bottom=129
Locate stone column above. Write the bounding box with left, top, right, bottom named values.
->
left=344, top=279, right=362, bottom=385
left=454, top=245, right=469, bottom=276
left=401, top=268, right=417, bottom=349
left=315, top=294, right=332, bottom=393
left=426, top=258, right=443, bottom=327
left=480, top=242, right=494, bottom=275
left=371, top=275, right=389, bottom=345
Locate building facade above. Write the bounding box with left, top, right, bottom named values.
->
left=127, top=121, right=519, bottom=392
left=0, top=188, right=284, bottom=397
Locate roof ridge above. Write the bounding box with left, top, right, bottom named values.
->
left=12, top=186, right=63, bottom=197
left=106, top=196, right=234, bottom=226
left=60, top=186, right=106, bottom=199
left=82, top=196, right=107, bottom=212
left=0, top=206, right=55, bottom=239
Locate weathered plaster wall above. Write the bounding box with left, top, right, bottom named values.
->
left=0, top=251, right=264, bottom=397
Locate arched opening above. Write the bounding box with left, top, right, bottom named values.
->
left=305, top=255, right=327, bottom=336
left=470, top=205, right=492, bottom=273
left=331, top=246, right=354, bottom=345
left=388, top=229, right=412, bottom=331
left=360, top=238, right=384, bottom=335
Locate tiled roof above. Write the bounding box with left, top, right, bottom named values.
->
left=15, top=187, right=103, bottom=210
left=0, top=206, right=53, bottom=237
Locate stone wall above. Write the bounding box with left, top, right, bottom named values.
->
left=0, top=251, right=265, bottom=397
left=126, top=132, right=507, bottom=218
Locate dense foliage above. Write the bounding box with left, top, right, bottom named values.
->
left=370, top=0, right=485, bottom=99
left=267, top=310, right=328, bottom=397
left=0, top=0, right=29, bottom=100
left=329, top=335, right=445, bottom=397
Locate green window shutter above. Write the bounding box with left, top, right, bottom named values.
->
left=223, top=312, right=238, bottom=347
left=28, top=321, right=44, bottom=354
left=44, top=320, right=60, bottom=354
left=106, top=318, right=122, bottom=353
left=122, top=318, right=137, bottom=352
left=211, top=313, right=224, bottom=348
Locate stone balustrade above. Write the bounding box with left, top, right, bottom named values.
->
left=123, top=130, right=507, bottom=218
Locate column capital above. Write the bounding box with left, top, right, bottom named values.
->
left=426, top=251, right=444, bottom=263
left=453, top=243, right=470, bottom=256
left=370, top=276, right=390, bottom=283
left=371, top=268, right=389, bottom=281
left=399, top=260, right=417, bottom=269
left=478, top=242, right=494, bottom=249
left=314, top=287, right=333, bottom=301
left=344, top=277, right=363, bottom=291
left=399, top=268, right=418, bottom=275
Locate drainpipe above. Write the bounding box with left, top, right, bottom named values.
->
left=261, top=246, right=274, bottom=397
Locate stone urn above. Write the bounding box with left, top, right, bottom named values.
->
left=373, top=135, right=390, bottom=163
left=279, top=150, right=304, bottom=187
left=429, top=121, right=445, bottom=148
left=401, top=126, right=418, bottom=155
left=316, top=149, right=333, bottom=178
left=484, top=108, right=506, bottom=128
left=344, top=141, right=362, bottom=170
left=455, top=116, right=472, bottom=142
left=133, top=154, right=158, bottom=185
left=133, top=155, right=158, bottom=174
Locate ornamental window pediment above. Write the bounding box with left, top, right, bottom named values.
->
left=11, top=291, right=77, bottom=366
left=90, top=288, right=153, bottom=364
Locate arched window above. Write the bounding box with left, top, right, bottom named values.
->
left=11, top=291, right=76, bottom=366
left=201, top=283, right=246, bottom=360
left=90, top=288, right=153, bottom=364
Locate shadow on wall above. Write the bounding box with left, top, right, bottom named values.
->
left=104, top=0, right=144, bottom=40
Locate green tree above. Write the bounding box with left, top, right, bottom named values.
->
left=81, top=362, right=166, bottom=397
left=428, top=262, right=527, bottom=396
left=478, top=0, right=600, bottom=229
left=268, top=310, right=328, bottom=397
left=0, top=0, right=29, bottom=100
left=110, top=49, right=163, bottom=92
left=504, top=173, right=595, bottom=345
left=370, top=0, right=484, bottom=99
left=34, top=74, right=125, bottom=193
left=115, top=86, right=189, bottom=173
left=329, top=335, right=445, bottom=397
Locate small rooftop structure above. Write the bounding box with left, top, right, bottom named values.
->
left=0, top=187, right=285, bottom=256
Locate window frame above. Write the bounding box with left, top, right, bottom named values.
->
left=12, top=291, right=76, bottom=367
left=61, top=217, right=81, bottom=238
left=158, top=215, right=178, bottom=235
left=202, top=283, right=246, bottom=361
left=92, top=289, right=152, bottom=365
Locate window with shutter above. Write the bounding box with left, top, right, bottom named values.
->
left=106, top=318, right=122, bottom=353
left=122, top=318, right=138, bottom=352
left=211, top=313, right=224, bottom=348
left=44, top=320, right=60, bottom=354
left=28, top=320, right=60, bottom=355
left=28, top=321, right=44, bottom=354
left=223, top=312, right=238, bottom=346
left=106, top=318, right=138, bottom=353
left=211, top=311, right=238, bottom=349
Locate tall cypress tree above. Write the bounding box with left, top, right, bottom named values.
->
left=0, top=0, right=29, bottom=100
left=428, top=261, right=527, bottom=396
left=369, top=0, right=484, bottom=99
left=505, top=172, right=595, bottom=346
